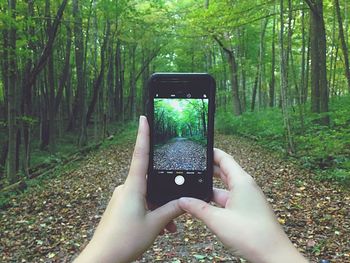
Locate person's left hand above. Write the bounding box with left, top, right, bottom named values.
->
left=74, top=116, right=183, bottom=263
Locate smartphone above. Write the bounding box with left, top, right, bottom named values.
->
left=147, top=73, right=215, bottom=205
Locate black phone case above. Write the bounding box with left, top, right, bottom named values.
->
left=146, top=73, right=215, bottom=206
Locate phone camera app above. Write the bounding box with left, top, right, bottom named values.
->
left=153, top=98, right=208, bottom=172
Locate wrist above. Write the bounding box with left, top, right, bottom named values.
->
left=251, top=236, right=308, bottom=263
left=74, top=238, right=123, bottom=263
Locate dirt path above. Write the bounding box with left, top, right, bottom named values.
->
left=0, top=134, right=349, bottom=262
left=154, top=138, right=206, bottom=170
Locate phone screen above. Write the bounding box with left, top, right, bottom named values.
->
left=153, top=96, right=208, bottom=175
left=147, top=73, right=215, bottom=205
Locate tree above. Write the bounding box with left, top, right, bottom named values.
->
left=334, top=0, right=350, bottom=92
left=7, top=0, right=17, bottom=183
left=73, top=0, right=87, bottom=147
left=280, top=0, right=295, bottom=154
left=304, top=0, right=329, bottom=124
left=215, top=37, right=242, bottom=116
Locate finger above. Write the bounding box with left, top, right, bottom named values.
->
left=214, top=148, right=248, bottom=189
left=179, top=197, right=221, bottom=228
left=212, top=188, right=229, bottom=207
left=148, top=203, right=177, bottom=233
left=148, top=199, right=183, bottom=230
left=126, top=116, right=150, bottom=191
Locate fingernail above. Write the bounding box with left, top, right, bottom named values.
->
left=179, top=197, right=190, bottom=208
left=139, top=115, right=144, bottom=127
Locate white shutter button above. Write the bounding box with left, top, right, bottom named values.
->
left=175, top=175, right=185, bottom=185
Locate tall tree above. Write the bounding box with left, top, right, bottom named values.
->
left=269, top=4, right=276, bottom=108
left=280, top=0, right=295, bottom=154
left=304, top=0, right=329, bottom=124
left=46, top=0, right=57, bottom=151
left=215, top=37, right=242, bottom=116
left=7, top=0, right=18, bottom=183
left=334, top=0, right=350, bottom=92
left=73, top=0, right=87, bottom=147
left=86, top=21, right=110, bottom=124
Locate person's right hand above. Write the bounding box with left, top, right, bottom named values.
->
left=179, top=148, right=308, bottom=263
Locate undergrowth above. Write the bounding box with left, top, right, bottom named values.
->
left=216, top=95, right=350, bottom=184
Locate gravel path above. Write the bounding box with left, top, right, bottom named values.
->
left=154, top=138, right=206, bottom=170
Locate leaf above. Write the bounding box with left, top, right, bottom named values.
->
left=193, top=254, right=206, bottom=260
left=277, top=217, right=285, bottom=225
left=48, top=253, right=56, bottom=259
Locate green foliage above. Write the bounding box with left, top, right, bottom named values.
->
left=100, top=121, right=138, bottom=149
left=16, top=115, right=38, bottom=126
left=216, top=96, right=350, bottom=184
left=216, top=107, right=285, bottom=151
left=154, top=99, right=208, bottom=144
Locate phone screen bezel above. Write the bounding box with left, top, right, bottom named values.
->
left=147, top=73, right=215, bottom=205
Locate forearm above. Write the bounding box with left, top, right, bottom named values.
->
left=248, top=235, right=308, bottom=263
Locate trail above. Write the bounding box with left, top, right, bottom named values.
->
left=0, top=134, right=349, bottom=262
left=154, top=138, right=206, bottom=170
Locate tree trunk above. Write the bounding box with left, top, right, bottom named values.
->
left=306, top=0, right=329, bottom=124
left=215, top=37, right=241, bottom=115
left=258, top=19, right=268, bottom=109
left=107, top=38, right=115, bottom=121
left=280, top=0, right=295, bottom=154
left=55, top=25, right=71, bottom=114
left=129, top=44, right=137, bottom=120
left=86, top=21, right=110, bottom=124
left=73, top=0, right=87, bottom=147
left=142, top=49, right=150, bottom=114
left=239, top=29, right=247, bottom=112
left=220, top=49, right=228, bottom=110
left=269, top=7, right=276, bottom=108
left=26, top=0, right=68, bottom=89
left=0, top=141, right=8, bottom=179
left=20, top=0, right=35, bottom=176
left=251, top=71, right=259, bottom=111
left=115, top=40, right=123, bottom=121
left=304, top=35, right=311, bottom=103
left=335, top=0, right=350, bottom=92
left=45, top=0, right=56, bottom=152
left=7, top=0, right=18, bottom=183
left=301, top=4, right=307, bottom=104
left=227, top=51, right=242, bottom=115
left=121, top=46, right=125, bottom=121
left=1, top=27, right=9, bottom=107
left=331, top=45, right=339, bottom=95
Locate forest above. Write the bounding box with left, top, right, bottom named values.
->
left=1, top=0, right=349, bottom=187
left=154, top=99, right=208, bottom=144
left=0, top=0, right=350, bottom=261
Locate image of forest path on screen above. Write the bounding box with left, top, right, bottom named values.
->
left=154, top=98, right=208, bottom=171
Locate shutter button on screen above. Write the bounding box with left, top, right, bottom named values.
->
left=175, top=175, right=185, bottom=185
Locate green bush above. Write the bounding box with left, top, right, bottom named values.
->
left=216, top=95, right=350, bottom=184
left=216, top=108, right=285, bottom=151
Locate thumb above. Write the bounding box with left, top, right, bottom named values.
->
left=148, top=199, right=183, bottom=228
left=179, top=197, right=220, bottom=225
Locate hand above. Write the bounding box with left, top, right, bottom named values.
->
left=179, top=148, right=308, bottom=263
left=75, top=116, right=183, bottom=263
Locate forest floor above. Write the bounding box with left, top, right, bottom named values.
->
left=0, top=133, right=349, bottom=263
left=154, top=137, right=206, bottom=170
